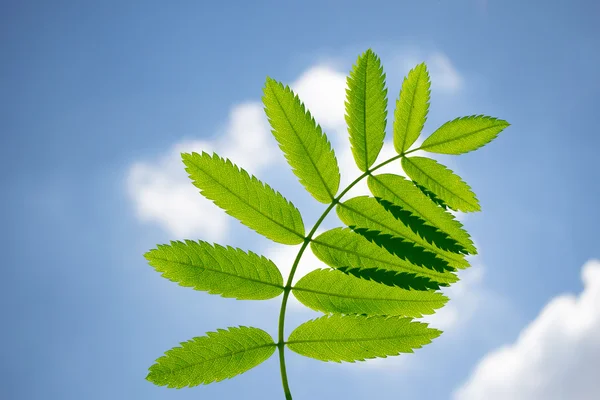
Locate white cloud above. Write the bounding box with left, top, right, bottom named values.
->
left=264, top=228, right=328, bottom=284
left=126, top=103, right=279, bottom=240
left=397, top=52, right=463, bottom=94
left=291, top=65, right=347, bottom=133
left=213, top=103, right=280, bottom=174
left=428, top=52, right=463, bottom=92
left=453, top=259, right=600, bottom=400
left=423, top=260, right=485, bottom=331
left=126, top=139, right=228, bottom=240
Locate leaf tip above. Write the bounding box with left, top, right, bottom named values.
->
left=142, top=249, right=155, bottom=262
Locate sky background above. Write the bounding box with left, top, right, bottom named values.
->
left=2, top=1, right=600, bottom=399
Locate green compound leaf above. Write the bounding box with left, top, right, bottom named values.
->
left=368, top=174, right=477, bottom=255
left=401, top=156, right=480, bottom=212
left=375, top=198, right=468, bottom=254
left=349, top=226, right=455, bottom=273
left=394, top=63, right=431, bottom=154
left=144, top=50, right=509, bottom=399
left=292, top=268, right=447, bottom=317
left=412, top=180, right=455, bottom=211
left=147, top=326, right=276, bottom=388
left=336, top=196, right=469, bottom=270
left=145, top=240, right=284, bottom=300
left=263, top=78, right=340, bottom=203
left=182, top=152, right=305, bottom=245
left=420, top=115, right=510, bottom=155
left=287, top=314, right=441, bottom=363
left=311, top=227, right=457, bottom=287
left=345, top=49, right=388, bottom=171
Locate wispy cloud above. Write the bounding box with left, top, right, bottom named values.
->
left=126, top=103, right=279, bottom=241
left=395, top=51, right=464, bottom=94
left=291, top=65, right=347, bottom=132
left=423, top=258, right=486, bottom=331
left=453, top=259, right=600, bottom=400
left=428, top=52, right=464, bottom=92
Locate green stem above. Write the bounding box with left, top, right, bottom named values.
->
left=276, top=151, right=406, bottom=399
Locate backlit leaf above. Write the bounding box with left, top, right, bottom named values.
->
left=412, top=180, right=455, bottom=211
left=349, top=226, right=455, bottom=273
left=147, top=326, right=276, bottom=388
left=345, top=49, right=388, bottom=171
left=182, top=152, right=305, bottom=245
left=402, top=156, right=480, bottom=212
left=287, top=314, right=441, bottom=363
left=145, top=240, right=284, bottom=300
left=375, top=198, right=468, bottom=254
left=293, top=268, right=447, bottom=317
left=263, top=78, right=340, bottom=203
left=393, top=63, right=431, bottom=153
left=420, top=115, right=509, bottom=155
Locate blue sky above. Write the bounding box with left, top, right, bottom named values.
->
left=2, top=1, right=600, bottom=399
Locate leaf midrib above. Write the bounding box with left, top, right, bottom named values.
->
left=361, top=53, right=369, bottom=170
left=400, top=66, right=422, bottom=152
left=287, top=332, right=432, bottom=345
left=148, top=256, right=284, bottom=289
left=292, top=285, right=441, bottom=303
left=154, top=343, right=276, bottom=375
left=421, top=119, right=507, bottom=150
